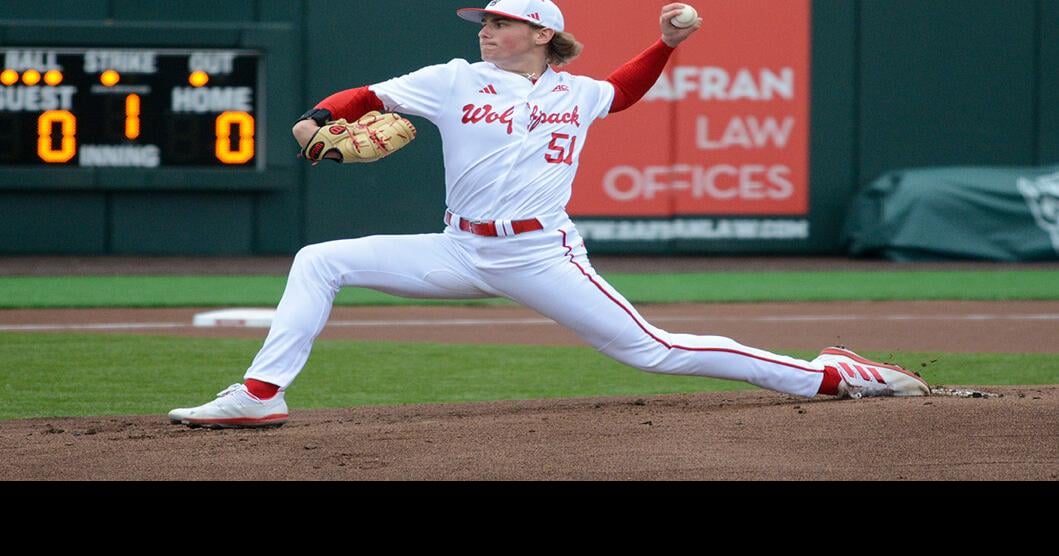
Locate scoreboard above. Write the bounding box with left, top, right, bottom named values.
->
left=0, top=47, right=262, bottom=169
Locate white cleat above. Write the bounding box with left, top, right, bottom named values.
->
left=168, top=383, right=288, bottom=429
left=814, top=346, right=930, bottom=399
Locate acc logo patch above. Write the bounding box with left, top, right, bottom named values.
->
left=308, top=142, right=325, bottom=159
left=329, top=125, right=347, bottom=135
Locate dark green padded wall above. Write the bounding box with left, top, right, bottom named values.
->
left=0, top=0, right=1052, bottom=254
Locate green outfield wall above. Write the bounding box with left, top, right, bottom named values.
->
left=0, top=0, right=1055, bottom=255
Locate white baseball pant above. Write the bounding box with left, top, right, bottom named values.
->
left=244, top=214, right=827, bottom=397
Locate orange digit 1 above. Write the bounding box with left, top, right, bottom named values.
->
left=125, top=94, right=141, bottom=140
left=215, top=111, right=255, bottom=164
left=37, top=110, right=77, bottom=163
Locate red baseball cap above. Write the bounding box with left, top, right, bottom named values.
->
left=457, top=0, right=565, bottom=32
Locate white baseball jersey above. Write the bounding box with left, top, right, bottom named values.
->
left=370, top=59, right=615, bottom=220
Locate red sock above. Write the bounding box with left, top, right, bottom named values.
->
left=245, top=379, right=280, bottom=400
left=817, top=366, right=842, bottom=396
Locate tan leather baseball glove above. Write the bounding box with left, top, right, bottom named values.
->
left=301, top=111, right=417, bottom=163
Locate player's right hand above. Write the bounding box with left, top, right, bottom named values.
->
left=660, top=3, right=702, bottom=47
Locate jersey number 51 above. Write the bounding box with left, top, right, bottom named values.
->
left=545, top=132, right=578, bottom=165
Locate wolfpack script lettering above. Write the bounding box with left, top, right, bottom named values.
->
left=460, top=103, right=583, bottom=135
left=462, top=103, right=515, bottom=135
left=529, top=104, right=580, bottom=132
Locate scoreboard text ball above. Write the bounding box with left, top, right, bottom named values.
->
left=0, top=48, right=262, bottom=168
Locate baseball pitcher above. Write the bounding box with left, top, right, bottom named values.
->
left=170, top=1, right=929, bottom=428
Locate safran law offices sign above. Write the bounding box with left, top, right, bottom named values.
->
left=564, top=0, right=811, bottom=244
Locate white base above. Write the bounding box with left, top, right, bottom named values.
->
left=192, top=308, right=276, bottom=328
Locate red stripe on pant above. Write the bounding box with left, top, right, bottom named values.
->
left=558, top=230, right=821, bottom=374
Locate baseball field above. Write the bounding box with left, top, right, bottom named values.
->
left=1, top=256, right=1057, bottom=481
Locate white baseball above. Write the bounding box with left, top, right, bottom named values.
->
left=671, top=4, right=698, bottom=28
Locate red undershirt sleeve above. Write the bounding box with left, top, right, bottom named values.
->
left=605, top=38, right=676, bottom=113
left=314, top=86, right=386, bottom=121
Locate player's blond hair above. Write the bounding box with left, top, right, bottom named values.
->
left=547, top=31, right=583, bottom=66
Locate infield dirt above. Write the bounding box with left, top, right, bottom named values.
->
left=2, top=387, right=1055, bottom=480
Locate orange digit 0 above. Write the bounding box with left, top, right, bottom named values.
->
left=37, top=110, right=77, bottom=163
left=215, top=111, right=254, bottom=164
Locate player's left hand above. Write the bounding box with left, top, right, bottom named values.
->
left=300, top=111, right=417, bottom=165
left=660, top=3, right=702, bottom=47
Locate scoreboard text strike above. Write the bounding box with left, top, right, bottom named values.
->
left=0, top=48, right=262, bottom=168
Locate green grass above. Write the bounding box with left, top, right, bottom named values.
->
left=0, top=270, right=1057, bottom=308
left=0, top=276, right=506, bottom=308
left=610, top=270, right=1059, bottom=303
left=0, top=332, right=1055, bottom=420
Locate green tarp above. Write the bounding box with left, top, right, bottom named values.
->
left=843, top=165, right=1059, bottom=261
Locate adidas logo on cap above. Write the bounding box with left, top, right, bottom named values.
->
left=456, top=0, right=565, bottom=33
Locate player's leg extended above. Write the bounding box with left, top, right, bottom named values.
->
left=245, top=233, right=496, bottom=389
left=484, top=227, right=826, bottom=397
